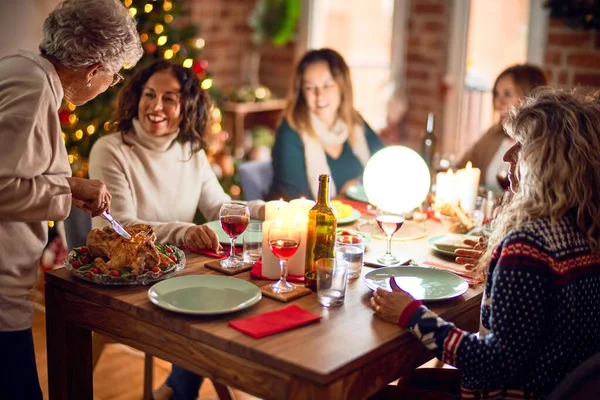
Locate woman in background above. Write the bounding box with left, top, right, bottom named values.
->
left=372, top=88, right=600, bottom=398
left=269, top=48, right=384, bottom=200
left=458, top=64, right=546, bottom=191
left=0, top=0, right=142, bottom=398
left=89, top=60, right=264, bottom=400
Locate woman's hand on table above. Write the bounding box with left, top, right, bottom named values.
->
left=371, top=277, right=416, bottom=325
left=455, top=237, right=487, bottom=271
left=185, top=225, right=221, bottom=251
left=67, top=177, right=111, bottom=217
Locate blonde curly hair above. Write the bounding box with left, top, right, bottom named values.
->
left=477, top=88, right=600, bottom=273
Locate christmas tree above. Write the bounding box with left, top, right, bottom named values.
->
left=59, top=0, right=230, bottom=184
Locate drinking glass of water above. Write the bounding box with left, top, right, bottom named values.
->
left=316, top=258, right=349, bottom=307
left=335, top=234, right=364, bottom=279
left=242, top=222, right=262, bottom=264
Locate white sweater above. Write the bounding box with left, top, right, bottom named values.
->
left=89, top=119, right=263, bottom=244
left=0, top=51, right=72, bottom=331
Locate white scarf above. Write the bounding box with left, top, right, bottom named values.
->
left=300, top=113, right=371, bottom=199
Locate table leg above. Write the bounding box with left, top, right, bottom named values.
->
left=45, top=284, right=93, bottom=399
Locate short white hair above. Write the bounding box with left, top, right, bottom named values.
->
left=40, top=0, right=143, bottom=73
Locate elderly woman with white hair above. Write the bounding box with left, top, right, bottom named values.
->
left=0, top=0, right=142, bottom=398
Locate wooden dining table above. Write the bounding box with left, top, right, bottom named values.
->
left=45, top=218, right=483, bottom=400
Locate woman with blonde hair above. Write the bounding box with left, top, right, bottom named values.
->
left=371, top=88, right=600, bottom=398
left=0, top=0, right=142, bottom=397
left=269, top=48, right=384, bottom=200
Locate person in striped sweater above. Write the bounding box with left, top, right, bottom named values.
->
left=371, top=88, right=600, bottom=399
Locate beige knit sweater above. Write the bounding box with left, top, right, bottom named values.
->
left=89, top=119, right=263, bottom=244
left=0, top=51, right=72, bottom=331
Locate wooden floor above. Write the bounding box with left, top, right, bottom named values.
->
left=32, top=304, right=260, bottom=399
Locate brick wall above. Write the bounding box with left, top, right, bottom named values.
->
left=402, top=0, right=453, bottom=151
left=187, top=0, right=295, bottom=98
left=544, top=19, right=600, bottom=88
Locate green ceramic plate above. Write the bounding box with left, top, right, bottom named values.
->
left=337, top=208, right=361, bottom=225
left=346, top=184, right=369, bottom=203
left=204, top=219, right=261, bottom=246
left=363, top=266, right=468, bottom=301
left=148, top=275, right=262, bottom=315
left=427, top=234, right=477, bottom=257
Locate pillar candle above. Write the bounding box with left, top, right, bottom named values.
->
left=262, top=199, right=292, bottom=279
left=261, top=220, right=280, bottom=279
left=435, top=169, right=456, bottom=206
left=289, top=198, right=316, bottom=218
left=286, top=198, right=314, bottom=277
left=456, top=162, right=481, bottom=212
left=265, top=199, right=289, bottom=221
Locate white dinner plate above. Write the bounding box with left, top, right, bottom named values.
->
left=148, top=275, right=262, bottom=315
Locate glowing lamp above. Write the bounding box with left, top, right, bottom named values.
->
left=362, top=146, right=431, bottom=214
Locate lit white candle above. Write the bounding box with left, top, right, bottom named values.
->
left=435, top=169, right=456, bottom=206
left=262, top=199, right=292, bottom=278
left=456, top=162, right=481, bottom=212
left=265, top=199, right=289, bottom=221
left=286, top=198, right=314, bottom=277
left=289, top=197, right=315, bottom=218
left=261, top=220, right=280, bottom=279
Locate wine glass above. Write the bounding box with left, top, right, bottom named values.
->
left=219, top=202, right=250, bottom=268
left=268, top=220, right=301, bottom=293
left=497, top=170, right=510, bottom=192
left=376, top=207, right=405, bottom=265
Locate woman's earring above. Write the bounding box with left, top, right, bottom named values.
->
left=86, top=81, right=92, bottom=88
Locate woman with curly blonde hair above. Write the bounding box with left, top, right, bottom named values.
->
left=370, top=88, right=600, bottom=399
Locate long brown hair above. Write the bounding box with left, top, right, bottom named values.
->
left=493, top=64, right=547, bottom=100
left=283, top=48, right=362, bottom=143
left=114, top=60, right=211, bottom=154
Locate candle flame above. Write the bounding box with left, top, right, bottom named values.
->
left=466, top=161, right=472, bottom=169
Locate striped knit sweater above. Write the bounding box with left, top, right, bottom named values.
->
left=402, top=215, right=600, bottom=399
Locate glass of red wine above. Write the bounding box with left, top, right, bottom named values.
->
left=219, top=202, right=250, bottom=268
left=268, top=220, right=301, bottom=293
left=376, top=207, right=405, bottom=265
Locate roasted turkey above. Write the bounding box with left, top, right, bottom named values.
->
left=86, top=224, right=172, bottom=274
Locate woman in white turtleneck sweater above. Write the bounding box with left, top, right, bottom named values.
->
left=89, top=61, right=265, bottom=400
left=89, top=60, right=264, bottom=250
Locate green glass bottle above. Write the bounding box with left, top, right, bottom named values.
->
left=305, top=174, right=337, bottom=290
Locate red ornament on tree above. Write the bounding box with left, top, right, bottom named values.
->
left=192, top=60, right=207, bottom=76
left=59, top=109, right=70, bottom=126
left=144, top=42, right=157, bottom=54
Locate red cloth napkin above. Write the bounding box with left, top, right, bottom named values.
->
left=339, top=198, right=375, bottom=216
left=228, top=305, right=321, bottom=338
left=183, top=245, right=242, bottom=259
left=250, top=258, right=304, bottom=282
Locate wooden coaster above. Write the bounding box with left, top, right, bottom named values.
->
left=204, top=260, right=253, bottom=276
left=259, top=283, right=312, bottom=302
